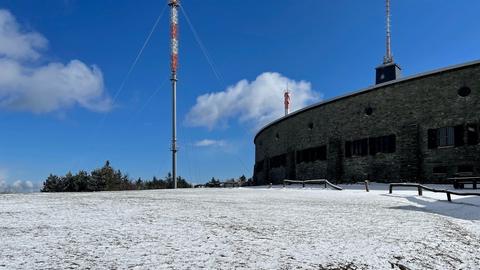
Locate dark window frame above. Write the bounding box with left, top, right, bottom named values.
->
left=346, top=134, right=396, bottom=158
left=429, top=125, right=469, bottom=149
left=437, top=126, right=455, bottom=147
left=296, top=145, right=327, bottom=164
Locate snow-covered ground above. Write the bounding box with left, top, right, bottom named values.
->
left=1, top=185, right=479, bottom=269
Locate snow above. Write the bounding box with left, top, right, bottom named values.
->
left=0, top=185, right=479, bottom=269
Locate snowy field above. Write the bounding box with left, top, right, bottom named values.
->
left=1, top=185, right=480, bottom=269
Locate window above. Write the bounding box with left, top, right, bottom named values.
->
left=275, top=133, right=280, bottom=140
left=352, top=139, right=368, bottom=156
left=427, top=129, right=437, bottom=149
left=457, top=86, right=471, bottom=97
left=369, top=135, right=396, bottom=155
left=346, top=134, right=396, bottom=158
left=345, top=141, right=352, bottom=158
left=467, top=123, right=479, bottom=145
left=308, top=122, right=314, bottom=130
left=269, top=155, right=286, bottom=168
left=437, top=127, right=455, bottom=147
left=296, top=145, right=327, bottom=164
left=429, top=125, right=465, bottom=149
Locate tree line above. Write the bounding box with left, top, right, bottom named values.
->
left=41, top=161, right=191, bottom=192
left=204, top=175, right=254, bottom=187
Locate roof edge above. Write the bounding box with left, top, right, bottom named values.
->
left=254, top=59, right=480, bottom=142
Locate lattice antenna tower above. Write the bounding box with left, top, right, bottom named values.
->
left=384, top=0, right=394, bottom=64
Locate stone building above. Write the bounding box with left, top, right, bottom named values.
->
left=253, top=60, right=480, bottom=184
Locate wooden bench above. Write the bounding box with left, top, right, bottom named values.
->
left=449, top=177, right=480, bottom=189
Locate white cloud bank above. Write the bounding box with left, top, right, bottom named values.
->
left=0, top=9, right=111, bottom=113
left=0, top=168, right=39, bottom=193
left=0, top=180, right=38, bottom=193
left=186, top=72, right=320, bottom=130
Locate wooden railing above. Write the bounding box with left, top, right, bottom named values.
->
left=283, top=179, right=343, bottom=190
left=389, top=183, right=480, bottom=202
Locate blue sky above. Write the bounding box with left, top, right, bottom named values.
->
left=1, top=0, right=480, bottom=187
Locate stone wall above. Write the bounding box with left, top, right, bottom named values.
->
left=254, top=62, right=480, bottom=184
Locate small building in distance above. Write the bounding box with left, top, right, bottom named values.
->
left=253, top=60, right=480, bottom=184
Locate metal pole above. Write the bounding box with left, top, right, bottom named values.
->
left=172, top=73, right=177, bottom=189
left=169, top=0, right=179, bottom=189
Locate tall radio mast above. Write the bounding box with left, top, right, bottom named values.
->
left=375, top=0, right=401, bottom=84
left=169, top=0, right=179, bottom=189
left=284, top=86, right=290, bottom=116
left=384, top=0, right=393, bottom=64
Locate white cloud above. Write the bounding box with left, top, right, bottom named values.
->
left=186, top=72, right=320, bottom=130
left=194, top=139, right=226, bottom=147
left=11, top=180, right=34, bottom=193
left=0, top=179, right=39, bottom=193
left=0, top=10, right=47, bottom=60
left=0, top=9, right=111, bottom=113
left=0, top=167, right=39, bottom=193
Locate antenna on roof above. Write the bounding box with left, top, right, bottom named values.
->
left=375, top=0, right=402, bottom=84
left=384, top=0, right=393, bottom=64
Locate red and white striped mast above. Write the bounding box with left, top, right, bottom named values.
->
left=169, top=0, right=179, bottom=189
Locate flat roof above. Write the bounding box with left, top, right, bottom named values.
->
left=254, top=59, right=480, bottom=142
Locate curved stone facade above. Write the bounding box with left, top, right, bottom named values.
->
left=253, top=61, right=480, bottom=184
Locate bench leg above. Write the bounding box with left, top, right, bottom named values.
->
left=389, top=185, right=393, bottom=194
left=418, top=186, right=423, bottom=196
left=447, top=192, right=451, bottom=202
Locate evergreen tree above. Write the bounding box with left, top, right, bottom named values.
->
left=63, top=172, right=75, bottom=192
left=41, top=161, right=193, bottom=192
left=89, top=168, right=106, bottom=191
left=41, top=174, right=63, bottom=192
left=135, top=178, right=144, bottom=190
left=74, top=171, right=90, bottom=191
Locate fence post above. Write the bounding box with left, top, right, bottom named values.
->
left=447, top=192, right=451, bottom=202
left=302, top=181, right=305, bottom=188
left=364, top=180, right=370, bottom=192
left=324, top=181, right=327, bottom=189
left=389, top=184, right=393, bottom=194
left=417, top=186, right=422, bottom=196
